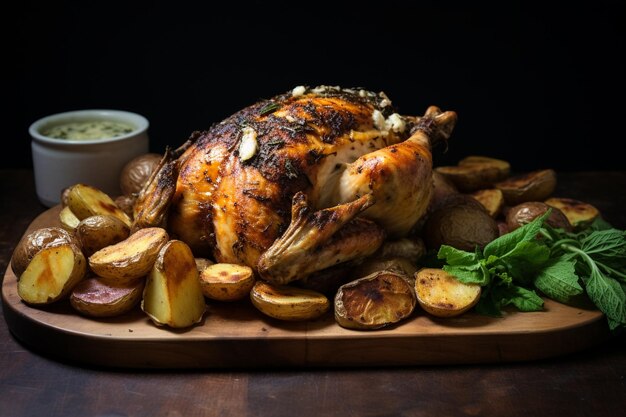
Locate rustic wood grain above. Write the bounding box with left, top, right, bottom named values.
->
left=1, top=170, right=626, bottom=417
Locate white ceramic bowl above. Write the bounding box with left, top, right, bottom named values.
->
left=29, top=109, right=150, bottom=207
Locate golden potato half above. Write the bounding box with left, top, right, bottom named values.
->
left=415, top=268, right=481, bottom=318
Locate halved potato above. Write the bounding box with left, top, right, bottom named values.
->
left=435, top=156, right=510, bottom=193
left=75, top=215, right=130, bottom=257
left=495, top=169, right=557, bottom=205
left=66, top=183, right=132, bottom=227
left=250, top=281, right=329, bottom=321
left=199, top=263, right=255, bottom=301
left=458, top=155, right=511, bottom=175
left=469, top=188, right=505, bottom=218
left=544, top=197, right=600, bottom=229
left=17, top=244, right=87, bottom=305
left=11, top=227, right=79, bottom=278
left=70, top=275, right=144, bottom=318
left=59, top=206, right=81, bottom=232
left=142, top=240, right=206, bottom=328
left=334, top=270, right=416, bottom=330
left=414, top=268, right=481, bottom=317
left=88, top=227, right=169, bottom=283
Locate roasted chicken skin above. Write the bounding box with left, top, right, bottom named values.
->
left=133, top=86, right=457, bottom=284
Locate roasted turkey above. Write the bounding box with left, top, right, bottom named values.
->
left=133, top=86, right=457, bottom=284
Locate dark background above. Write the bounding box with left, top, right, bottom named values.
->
left=6, top=1, right=624, bottom=172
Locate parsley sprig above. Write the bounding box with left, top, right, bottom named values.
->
left=436, top=211, right=626, bottom=331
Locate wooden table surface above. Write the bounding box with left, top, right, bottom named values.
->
left=1, top=169, right=625, bottom=417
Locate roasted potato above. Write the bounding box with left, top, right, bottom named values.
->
left=59, top=206, right=81, bottom=231
left=506, top=201, right=572, bottom=232
left=250, top=281, right=329, bottom=321
left=294, top=263, right=355, bottom=297
left=142, top=240, right=206, bottom=328
left=11, top=227, right=79, bottom=278
left=495, top=169, right=557, bottom=205
left=195, top=257, right=215, bottom=273
left=423, top=199, right=499, bottom=251
left=70, top=275, right=144, bottom=318
left=544, top=197, right=600, bottom=229
left=66, top=183, right=132, bottom=227
left=435, top=156, right=510, bottom=192
left=17, top=244, right=87, bottom=305
left=199, top=263, right=255, bottom=301
left=469, top=188, right=505, bottom=218
left=119, top=153, right=163, bottom=196
left=114, top=194, right=136, bottom=219
left=60, top=186, right=71, bottom=207
left=415, top=268, right=481, bottom=317
left=458, top=155, right=511, bottom=173
left=351, top=257, right=418, bottom=283
left=376, top=237, right=426, bottom=264
left=89, top=227, right=169, bottom=283
left=75, top=215, right=130, bottom=257
left=334, top=270, right=416, bottom=330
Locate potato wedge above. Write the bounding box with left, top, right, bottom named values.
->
left=469, top=188, right=505, bottom=218
left=506, top=202, right=572, bottom=232
left=199, top=263, right=255, bottom=301
left=17, top=244, right=87, bottom=305
left=334, top=270, right=416, bottom=330
left=67, top=183, right=132, bottom=227
left=495, top=169, right=557, bottom=205
left=415, top=268, right=481, bottom=317
left=142, top=240, right=206, bottom=328
left=11, top=227, right=79, bottom=278
left=250, top=281, right=329, bottom=321
left=75, top=215, right=130, bottom=257
left=544, top=197, right=600, bottom=229
left=458, top=155, right=511, bottom=175
left=59, top=206, right=81, bottom=232
left=435, top=156, right=510, bottom=193
left=70, top=275, right=144, bottom=318
left=88, top=227, right=168, bottom=283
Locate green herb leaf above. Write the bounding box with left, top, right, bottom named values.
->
left=580, top=229, right=626, bottom=264
left=585, top=268, right=626, bottom=325
left=534, top=256, right=583, bottom=303
left=258, top=101, right=281, bottom=116
left=442, top=264, right=488, bottom=285
left=493, top=284, right=544, bottom=312
left=484, top=211, right=551, bottom=259
left=437, top=245, right=478, bottom=266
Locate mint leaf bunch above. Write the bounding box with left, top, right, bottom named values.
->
left=437, top=211, right=626, bottom=331
left=438, top=211, right=551, bottom=316
left=541, top=219, right=626, bottom=330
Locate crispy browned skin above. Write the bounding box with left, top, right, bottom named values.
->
left=136, top=86, right=456, bottom=275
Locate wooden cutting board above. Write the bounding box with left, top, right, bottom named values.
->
left=1, top=206, right=610, bottom=369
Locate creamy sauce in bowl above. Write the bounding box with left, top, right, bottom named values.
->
left=42, top=120, right=135, bottom=140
